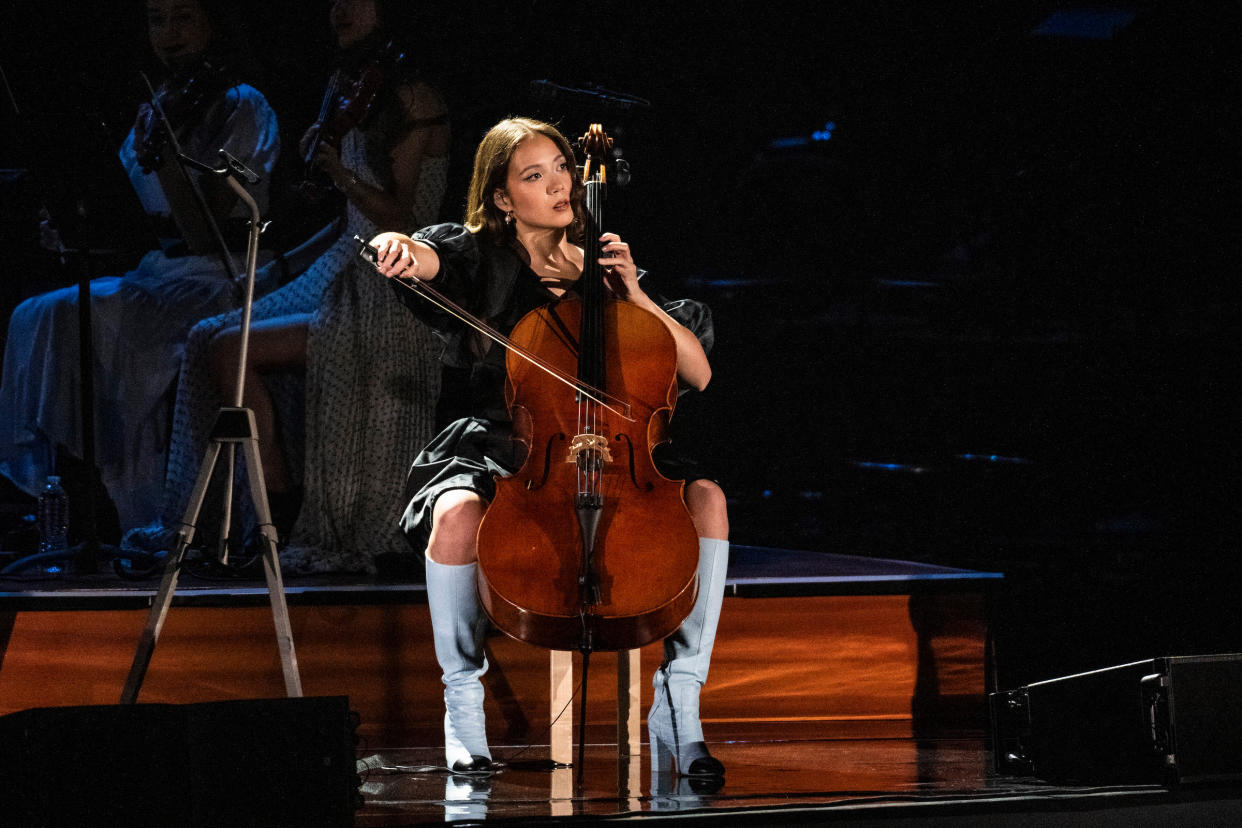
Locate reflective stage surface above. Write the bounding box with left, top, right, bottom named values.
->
left=3, top=553, right=1238, bottom=825
left=352, top=727, right=1242, bottom=825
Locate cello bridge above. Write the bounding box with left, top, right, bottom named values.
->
left=566, top=433, right=613, bottom=465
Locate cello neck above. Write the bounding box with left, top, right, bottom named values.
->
left=578, top=123, right=613, bottom=400
left=579, top=175, right=606, bottom=397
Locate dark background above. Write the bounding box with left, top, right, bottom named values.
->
left=2, top=1, right=1238, bottom=689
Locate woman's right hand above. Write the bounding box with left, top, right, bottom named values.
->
left=369, top=232, right=428, bottom=280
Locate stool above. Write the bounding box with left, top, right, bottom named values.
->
left=549, top=649, right=642, bottom=763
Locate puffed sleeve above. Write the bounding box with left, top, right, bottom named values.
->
left=388, top=224, right=486, bottom=366
left=190, top=83, right=281, bottom=216
left=661, top=297, right=715, bottom=356
left=412, top=223, right=482, bottom=295
left=638, top=268, right=715, bottom=357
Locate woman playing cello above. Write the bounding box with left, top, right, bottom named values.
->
left=369, top=117, right=729, bottom=777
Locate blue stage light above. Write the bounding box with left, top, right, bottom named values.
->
left=956, top=453, right=1032, bottom=465
left=767, top=136, right=810, bottom=149
left=812, top=121, right=836, bottom=142
left=851, top=461, right=930, bottom=474
left=1033, top=8, right=1136, bottom=40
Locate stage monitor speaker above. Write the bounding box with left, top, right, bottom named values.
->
left=0, top=696, right=359, bottom=827
left=991, top=653, right=1242, bottom=785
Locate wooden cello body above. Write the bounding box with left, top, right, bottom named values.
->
left=475, top=297, right=700, bottom=651
left=474, top=126, right=700, bottom=653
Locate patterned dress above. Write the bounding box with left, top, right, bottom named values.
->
left=127, top=97, right=447, bottom=574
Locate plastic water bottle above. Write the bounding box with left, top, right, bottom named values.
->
left=37, top=475, right=70, bottom=555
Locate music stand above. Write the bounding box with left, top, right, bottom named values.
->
left=120, top=150, right=301, bottom=703
left=15, top=113, right=160, bottom=573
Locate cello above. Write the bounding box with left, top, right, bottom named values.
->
left=358, top=124, right=702, bottom=775
left=472, top=124, right=701, bottom=655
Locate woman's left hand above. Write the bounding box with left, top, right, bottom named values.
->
left=600, top=233, right=645, bottom=304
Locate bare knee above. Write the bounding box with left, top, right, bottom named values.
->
left=427, top=490, right=488, bottom=565
left=686, top=479, right=729, bottom=541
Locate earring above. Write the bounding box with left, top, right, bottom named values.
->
left=505, top=210, right=514, bottom=226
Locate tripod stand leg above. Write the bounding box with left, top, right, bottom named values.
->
left=119, top=407, right=303, bottom=703
left=120, top=439, right=224, bottom=703
left=218, top=444, right=236, bottom=564
left=240, top=432, right=303, bottom=697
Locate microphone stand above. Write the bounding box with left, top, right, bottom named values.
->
left=0, top=58, right=115, bottom=575
left=121, top=149, right=302, bottom=704
left=180, top=151, right=258, bottom=564
left=528, top=79, right=651, bottom=111
left=70, top=206, right=103, bottom=573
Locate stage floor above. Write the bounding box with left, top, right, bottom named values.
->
left=352, top=728, right=1242, bottom=826
left=12, top=546, right=1236, bottom=824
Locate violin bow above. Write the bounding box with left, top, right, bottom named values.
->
left=355, top=237, right=635, bottom=422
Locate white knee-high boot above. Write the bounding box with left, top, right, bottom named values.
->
left=426, top=558, right=492, bottom=772
left=648, top=537, right=729, bottom=776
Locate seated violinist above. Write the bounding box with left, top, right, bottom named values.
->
left=126, top=0, right=448, bottom=572
left=369, top=118, right=730, bottom=779
left=0, top=0, right=279, bottom=531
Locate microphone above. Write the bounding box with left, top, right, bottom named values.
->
left=175, top=150, right=261, bottom=186
left=219, top=149, right=261, bottom=184
left=528, top=79, right=650, bottom=111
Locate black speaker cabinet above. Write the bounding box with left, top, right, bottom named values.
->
left=0, top=696, right=359, bottom=827
left=991, top=653, right=1242, bottom=785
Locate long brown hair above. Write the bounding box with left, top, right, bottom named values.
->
left=463, top=117, right=585, bottom=244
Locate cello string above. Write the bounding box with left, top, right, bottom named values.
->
left=578, top=397, right=586, bottom=500
left=589, top=176, right=602, bottom=502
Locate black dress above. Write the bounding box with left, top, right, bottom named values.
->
left=391, top=223, right=715, bottom=556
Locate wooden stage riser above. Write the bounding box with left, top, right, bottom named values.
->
left=0, top=594, right=987, bottom=742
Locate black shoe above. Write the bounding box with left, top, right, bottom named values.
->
left=452, top=755, right=493, bottom=774
left=686, top=755, right=725, bottom=777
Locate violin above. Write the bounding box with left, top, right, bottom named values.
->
left=135, top=58, right=231, bottom=173
left=299, top=41, right=403, bottom=199
left=472, top=125, right=701, bottom=653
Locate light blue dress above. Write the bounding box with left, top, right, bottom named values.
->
left=0, top=83, right=279, bottom=529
